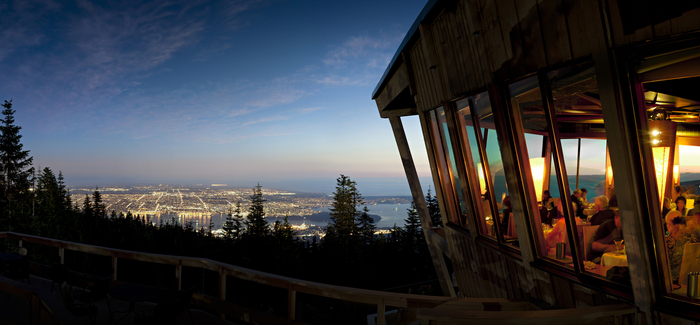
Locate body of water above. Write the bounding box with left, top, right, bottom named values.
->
left=137, top=202, right=414, bottom=230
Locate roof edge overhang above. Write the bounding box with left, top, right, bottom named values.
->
left=371, top=0, right=440, bottom=100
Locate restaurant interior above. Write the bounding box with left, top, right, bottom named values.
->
left=425, top=52, right=700, bottom=301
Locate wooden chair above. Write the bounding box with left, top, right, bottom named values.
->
left=583, top=225, right=600, bottom=261
left=61, top=282, right=98, bottom=324
left=51, top=263, right=68, bottom=293
left=679, top=242, right=700, bottom=286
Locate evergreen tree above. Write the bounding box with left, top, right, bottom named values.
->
left=245, top=183, right=268, bottom=236
left=325, top=175, right=364, bottom=245
left=403, top=201, right=424, bottom=253
left=57, top=171, right=72, bottom=211
left=0, top=100, right=34, bottom=229
left=93, top=187, right=106, bottom=219
left=426, top=186, right=442, bottom=227
left=272, top=215, right=295, bottom=242
left=356, top=205, right=376, bottom=246
left=223, top=201, right=243, bottom=240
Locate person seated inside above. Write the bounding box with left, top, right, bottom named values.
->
left=545, top=199, right=582, bottom=253
left=540, top=190, right=556, bottom=225
left=580, top=188, right=589, bottom=206
left=686, top=205, right=700, bottom=242
left=664, top=210, right=695, bottom=283
left=587, top=211, right=623, bottom=263
left=590, top=195, right=615, bottom=225
left=571, top=189, right=584, bottom=220
left=675, top=196, right=688, bottom=217
left=662, top=197, right=672, bottom=222
left=500, top=196, right=512, bottom=236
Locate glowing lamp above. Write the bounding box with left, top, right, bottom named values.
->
left=673, top=165, right=680, bottom=186
left=477, top=163, right=487, bottom=195
left=651, top=129, right=661, bottom=136
left=652, top=139, right=661, bottom=145
left=530, top=157, right=545, bottom=202
left=653, top=146, right=671, bottom=203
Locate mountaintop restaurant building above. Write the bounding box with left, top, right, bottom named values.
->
left=373, top=0, right=700, bottom=323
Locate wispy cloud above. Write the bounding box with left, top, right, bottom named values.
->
left=242, top=115, right=288, bottom=126
left=316, top=31, right=403, bottom=86
left=295, top=107, right=324, bottom=114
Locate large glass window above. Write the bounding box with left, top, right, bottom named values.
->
left=640, top=53, right=700, bottom=301
left=457, top=93, right=519, bottom=247
left=509, top=62, right=624, bottom=282
left=510, top=76, right=570, bottom=261
left=427, top=108, right=468, bottom=227
left=546, top=62, right=623, bottom=280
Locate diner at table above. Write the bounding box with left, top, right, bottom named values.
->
left=675, top=196, right=688, bottom=217
left=571, top=189, right=585, bottom=220
left=589, top=195, right=616, bottom=226
left=587, top=211, right=623, bottom=263
left=664, top=210, right=696, bottom=282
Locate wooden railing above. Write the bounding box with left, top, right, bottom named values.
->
left=0, top=232, right=639, bottom=325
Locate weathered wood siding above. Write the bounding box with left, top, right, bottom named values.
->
left=375, top=0, right=700, bottom=114
left=445, top=224, right=630, bottom=308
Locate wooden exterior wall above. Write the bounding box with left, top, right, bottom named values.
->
left=445, top=224, right=630, bottom=308
left=374, top=0, right=700, bottom=324
left=377, top=0, right=700, bottom=114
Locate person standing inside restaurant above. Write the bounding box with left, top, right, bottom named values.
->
left=500, top=196, right=513, bottom=239
left=571, top=190, right=584, bottom=220
left=590, top=195, right=615, bottom=225
left=587, top=211, right=623, bottom=263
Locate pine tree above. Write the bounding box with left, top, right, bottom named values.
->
left=245, top=183, right=268, bottom=236
left=0, top=100, right=34, bottom=228
left=404, top=201, right=424, bottom=253
left=223, top=201, right=244, bottom=240
left=426, top=186, right=442, bottom=227
left=356, top=205, right=376, bottom=246
left=93, top=187, right=106, bottom=219
left=326, top=175, right=364, bottom=244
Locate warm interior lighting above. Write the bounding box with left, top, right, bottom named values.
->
left=651, top=129, right=661, bottom=136
left=653, top=147, right=671, bottom=203
left=652, top=139, right=661, bottom=145
left=477, top=163, right=487, bottom=195
left=673, top=165, right=680, bottom=185
left=606, top=166, right=614, bottom=185
left=530, top=157, right=545, bottom=202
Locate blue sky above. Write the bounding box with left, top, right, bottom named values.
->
left=0, top=0, right=432, bottom=193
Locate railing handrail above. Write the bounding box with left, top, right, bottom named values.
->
left=0, top=232, right=471, bottom=308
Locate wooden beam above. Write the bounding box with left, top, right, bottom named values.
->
left=389, top=115, right=456, bottom=297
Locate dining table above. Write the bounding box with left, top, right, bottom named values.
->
left=601, top=251, right=628, bottom=267
left=109, top=282, right=161, bottom=324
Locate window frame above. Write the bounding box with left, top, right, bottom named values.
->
left=615, top=34, right=700, bottom=314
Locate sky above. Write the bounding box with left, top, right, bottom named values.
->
left=0, top=0, right=433, bottom=195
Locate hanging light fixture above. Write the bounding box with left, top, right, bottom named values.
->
left=530, top=157, right=545, bottom=202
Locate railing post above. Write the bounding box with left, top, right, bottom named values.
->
left=219, top=269, right=226, bottom=320
left=112, top=255, right=118, bottom=282
left=58, top=247, right=64, bottom=265
left=176, top=261, right=182, bottom=291
left=287, top=286, right=296, bottom=323
left=377, top=299, right=385, bottom=325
